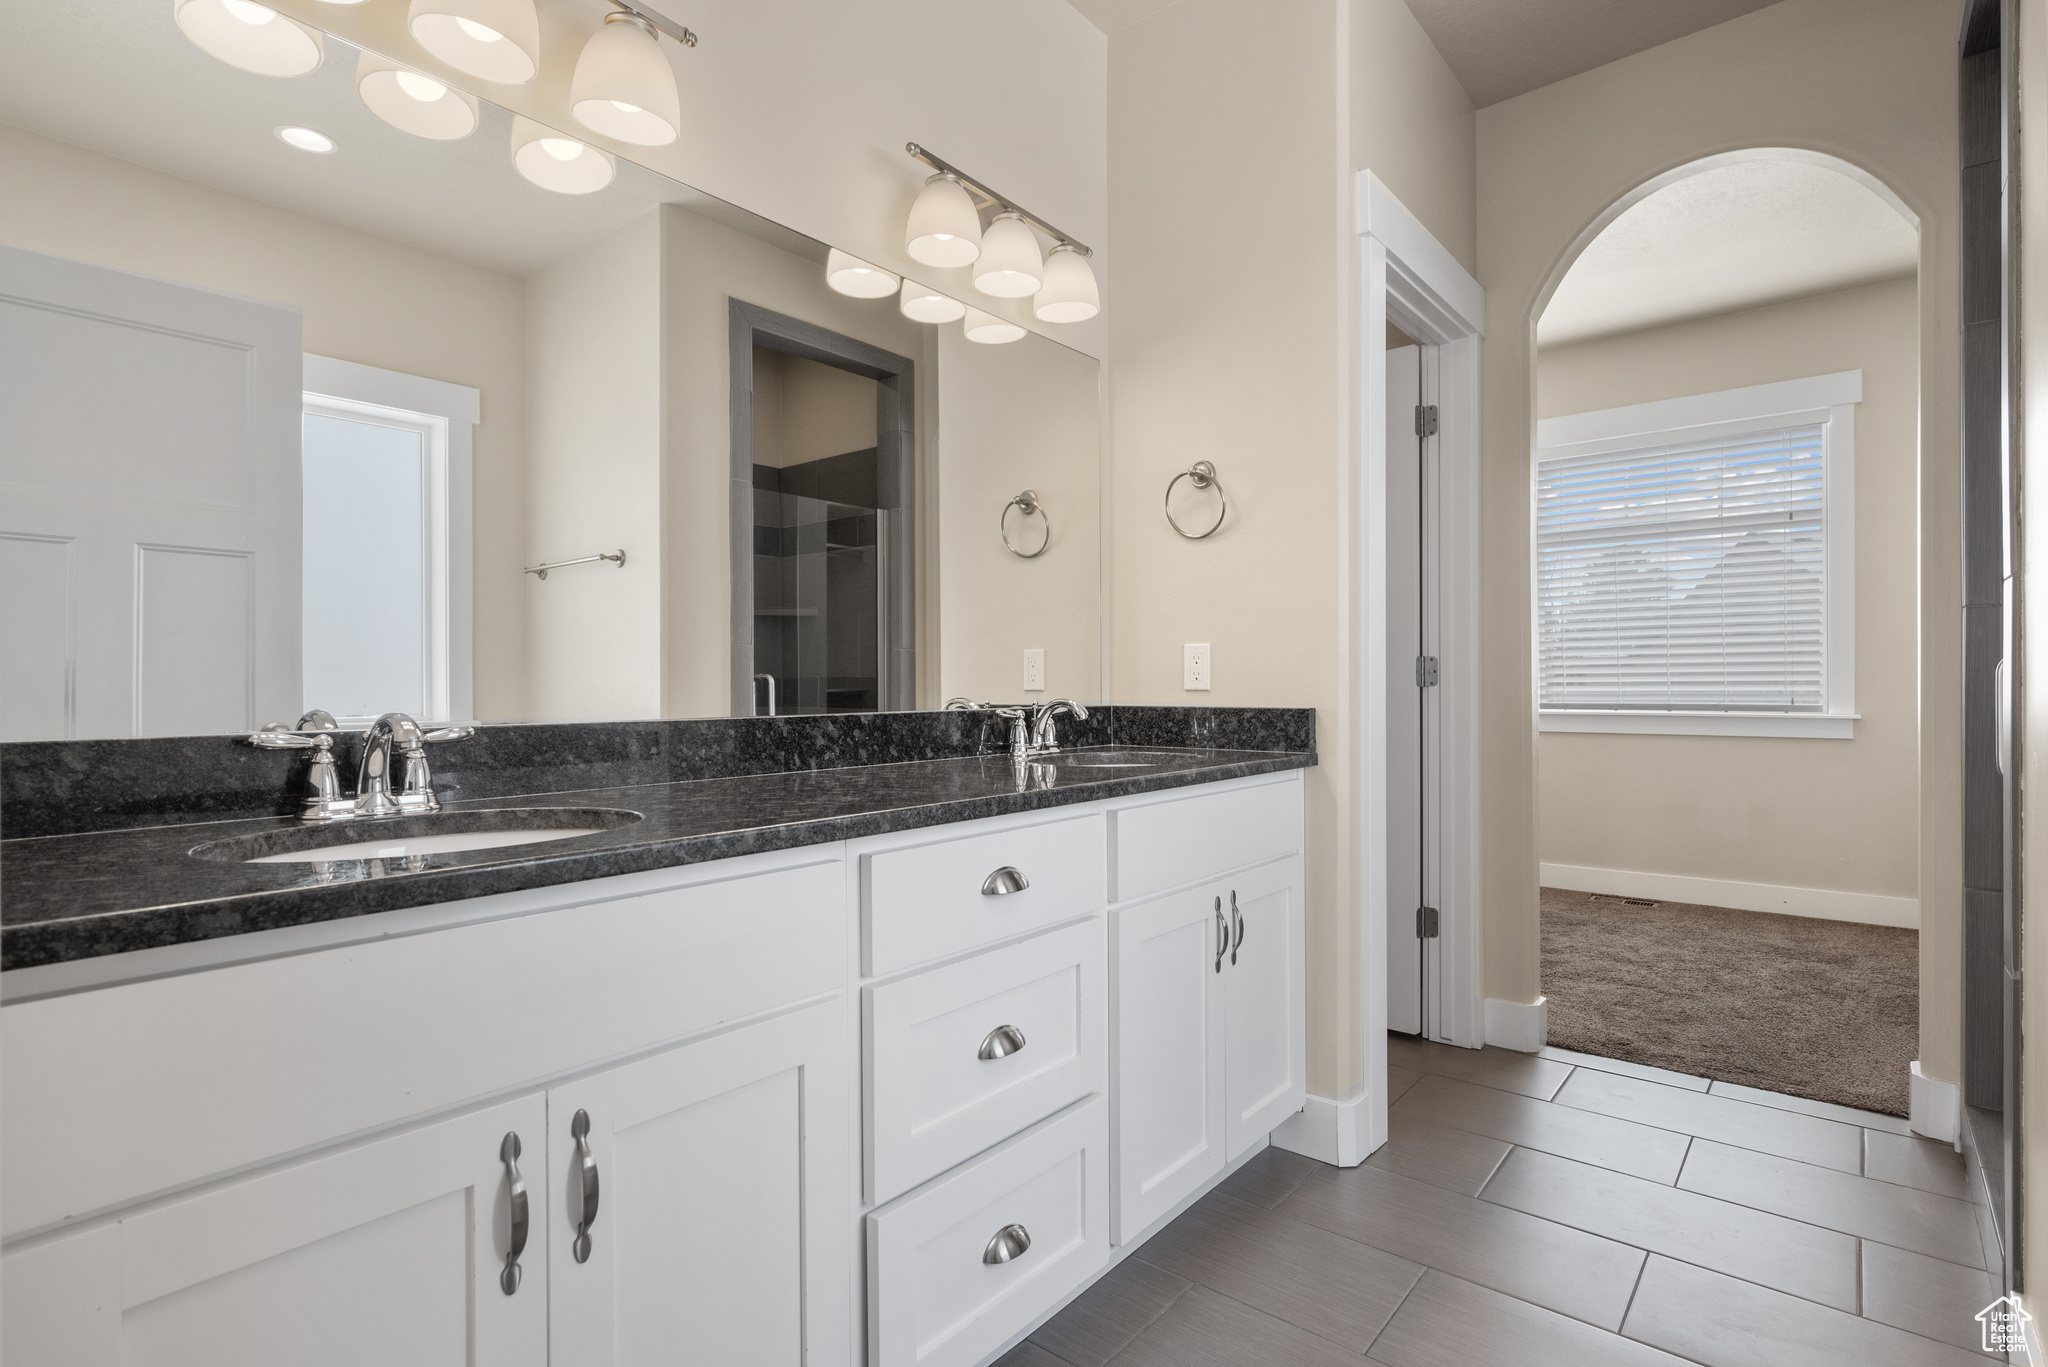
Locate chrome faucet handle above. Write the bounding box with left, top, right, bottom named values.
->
left=393, top=725, right=474, bottom=812
left=421, top=726, right=475, bottom=744
left=240, top=730, right=352, bottom=822
left=983, top=706, right=1031, bottom=760
left=296, top=709, right=340, bottom=731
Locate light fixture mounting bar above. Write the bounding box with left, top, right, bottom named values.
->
left=611, top=2, right=697, bottom=47
left=906, top=143, right=1092, bottom=258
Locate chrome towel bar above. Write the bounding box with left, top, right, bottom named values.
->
left=525, top=549, right=626, bottom=580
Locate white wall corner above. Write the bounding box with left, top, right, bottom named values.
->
left=1271, top=1090, right=1369, bottom=1167
left=1483, top=996, right=1549, bottom=1053
left=1909, top=1061, right=1962, bottom=1147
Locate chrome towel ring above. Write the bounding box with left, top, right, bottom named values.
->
left=1001, top=490, right=1051, bottom=558
left=1165, top=460, right=1228, bottom=539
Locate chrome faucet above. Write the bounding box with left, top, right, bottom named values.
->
left=1029, top=700, right=1089, bottom=754
left=242, top=710, right=473, bottom=822
left=356, top=712, right=474, bottom=818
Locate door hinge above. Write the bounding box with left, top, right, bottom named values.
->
left=1414, top=404, right=1439, bottom=437
left=1415, top=906, right=1440, bottom=939
left=1415, top=655, right=1439, bottom=688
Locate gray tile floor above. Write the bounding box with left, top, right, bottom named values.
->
left=1002, top=1038, right=2002, bottom=1367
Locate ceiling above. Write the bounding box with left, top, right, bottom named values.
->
left=1538, top=159, right=1918, bottom=348
left=1397, top=0, right=1783, bottom=107
left=0, top=0, right=808, bottom=278
left=1062, top=0, right=1785, bottom=108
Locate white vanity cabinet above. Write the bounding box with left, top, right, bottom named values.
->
left=1, top=767, right=1309, bottom=1367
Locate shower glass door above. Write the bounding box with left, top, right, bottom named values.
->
left=752, top=490, right=884, bottom=715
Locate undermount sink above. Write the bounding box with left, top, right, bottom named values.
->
left=189, top=808, right=644, bottom=865
left=1053, top=749, right=1185, bottom=769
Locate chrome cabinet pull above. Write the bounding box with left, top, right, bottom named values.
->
left=982, top=866, right=1030, bottom=896
left=978, top=1024, right=1028, bottom=1060
left=983, top=1223, right=1032, bottom=1264
left=1231, top=890, right=1244, bottom=966
left=499, top=1131, right=528, bottom=1296
left=571, top=1109, right=601, bottom=1264
left=1213, top=897, right=1226, bottom=974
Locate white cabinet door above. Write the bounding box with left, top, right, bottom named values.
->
left=1222, top=856, right=1308, bottom=1160
left=547, top=997, right=851, bottom=1367
left=1110, top=885, right=1226, bottom=1244
left=2, top=1092, right=548, bottom=1367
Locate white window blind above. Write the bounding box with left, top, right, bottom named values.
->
left=1536, top=423, right=1827, bottom=712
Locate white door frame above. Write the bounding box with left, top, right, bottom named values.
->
left=1358, top=173, right=1486, bottom=1142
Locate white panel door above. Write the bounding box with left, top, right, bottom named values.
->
left=1, top=1092, right=548, bottom=1367
left=1221, top=856, right=1308, bottom=1160
left=1385, top=341, right=1425, bottom=1034
left=1110, top=885, right=1225, bottom=1244
left=547, top=998, right=851, bottom=1367
left=0, top=244, right=302, bottom=739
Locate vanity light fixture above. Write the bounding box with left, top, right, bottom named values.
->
left=356, top=51, right=480, bottom=140
left=905, top=174, right=982, bottom=267
left=1034, top=243, right=1099, bottom=323
left=571, top=8, right=693, bottom=147
left=899, top=279, right=967, bottom=324
left=962, top=306, right=1025, bottom=345
left=275, top=124, right=338, bottom=153
left=175, top=0, right=324, bottom=76
left=407, top=0, right=540, bottom=84
left=973, top=212, right=1042, bottom=298
left=825, top=250, right=900, bottom=299
left=511, top=115, right=615, bottom=193
left=904, top=144, right=1096, bottom=321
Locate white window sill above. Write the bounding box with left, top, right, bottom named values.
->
left=1540, top=710, right=1858, bottom=739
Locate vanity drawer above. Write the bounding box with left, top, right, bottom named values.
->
left=865, top=919, right=1106, bottom=1204
left=867, top=1096, right=1109, bottom=1367
left=862, top=813, right=1107, bottom=976
left=1113, top=775, right=1304, bottom=902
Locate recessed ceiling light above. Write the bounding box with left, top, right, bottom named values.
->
left=275, top=125, right=337, bottom=153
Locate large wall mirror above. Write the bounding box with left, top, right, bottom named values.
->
left=0, top=0, right=1102, bottom=740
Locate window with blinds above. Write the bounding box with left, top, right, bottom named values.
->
left=1536, top=423, right=1827, bottom=712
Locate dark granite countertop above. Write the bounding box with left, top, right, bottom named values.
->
left=0, top=746, right=1312, bottom=971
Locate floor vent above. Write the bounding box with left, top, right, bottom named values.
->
left=1593, top=894, right=1660, bottom=907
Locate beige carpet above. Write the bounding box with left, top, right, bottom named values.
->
left=1541, top=886, right=1918, bottom=1116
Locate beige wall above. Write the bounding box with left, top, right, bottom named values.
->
left=0, top=121, right=531, bottom=720
left=937, top=328, right=1103, bottom=704
left=1108, top=0, right=1475, bottom=1099
left=1476, top=0, right=1960, bottom=1079
left=1536, top=276, right=1920, bottom=908
left=525, top=210, right=664, bottom=720
left=659, top=205, right=932, bottom=720
left=752, top=352, right=879, bottom=470
left=2018, top=0, right=2048, bottom=1315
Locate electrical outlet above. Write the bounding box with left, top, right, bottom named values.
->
left=1184, top=643, right=1211, bottom=692
left=1023, top=648, right=1045, bottom=692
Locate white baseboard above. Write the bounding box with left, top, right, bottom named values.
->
left=1272, top=1089, right=1369, bottom=1167
left=1483, top=995, right=1549, bottom=1052
left=1540, top=862, right=1919, bottom=929
left=1909, top=1061, right=1961, bottom=1146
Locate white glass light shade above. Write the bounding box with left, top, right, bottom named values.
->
left=356, top=51, right=479, bottom=140
left=569, top=14, right=680, bottom=146
left=972, top=212, right=1042, bottom=298
left=407, top=0, right=538, bottom=84
left=511, top=116, right=615, bottom=194
left=1033, top=245, right=1099, bottom=323
left=825, top=250, right=899, bottom=299
left=174, top=0, right=323, bottom=77
left=899, top=279, right=966, bottom=324
left=963, top=306, right=1026, bottom=345
left=905, top=174, right=982, bottom=268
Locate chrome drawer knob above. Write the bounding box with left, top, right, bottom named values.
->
left=983, top=1223, right=1032, bottom=1264
left=978, top=1024, right=1027, bottom=1060
left=981, top=866, right=1030, bottom=896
